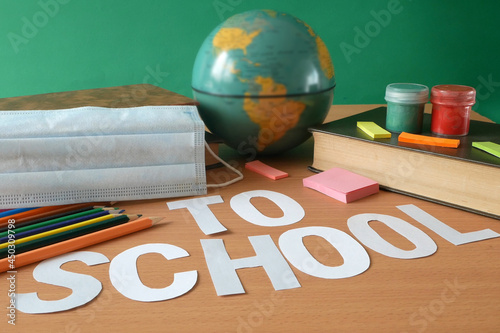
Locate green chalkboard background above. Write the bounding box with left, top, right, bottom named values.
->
left=1, top=0, right=499, bottom=122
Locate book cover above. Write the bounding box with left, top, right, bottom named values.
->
left=311, top=107, right=500, bottom=168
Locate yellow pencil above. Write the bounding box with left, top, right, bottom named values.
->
left=0, top=213, right=126, bottom=249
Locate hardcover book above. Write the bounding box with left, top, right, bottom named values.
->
left=309, top=107, right=500, bottom=219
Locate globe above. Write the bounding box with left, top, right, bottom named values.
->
left=192, top=9, right=336, bottom=155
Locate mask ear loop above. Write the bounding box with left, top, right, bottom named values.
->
left=204, top=141, right=244, bottom=188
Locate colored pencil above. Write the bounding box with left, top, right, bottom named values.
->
left=0, top=214, right=139, bottom=259
left=0, top=213, right=130, bottom=249
left=0, top=207, right=39, bottom=218
left=0, top=204, right=91, bottom=225
left=0, top=203, right=107, bottom=231
left=0, top=216, right=160, bottom=272
left=6, top=206, right=99, bottom=230
left=0, top=207, right=120, bottom=239
left=0, top=210, right=124, bottom=243
left=8, top=208, right=96, bottom=230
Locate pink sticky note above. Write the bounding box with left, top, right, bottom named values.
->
left=245, top=160, right=288, bottom=180
left=303, top=168, right=379, bottom=203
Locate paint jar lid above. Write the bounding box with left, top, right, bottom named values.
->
left=431, top=85, right=476, bottom=106
left=385, top=83, right=429, bottom=104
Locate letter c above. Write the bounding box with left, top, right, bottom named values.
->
left=109, top=243, right=197, bottom=302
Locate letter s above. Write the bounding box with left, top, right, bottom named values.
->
left=16, top=251, right=109, bottom=314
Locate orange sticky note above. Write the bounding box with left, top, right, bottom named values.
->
left=245, top=160, right=288, bottom=180
left=398, top=132, right=460, bottom=148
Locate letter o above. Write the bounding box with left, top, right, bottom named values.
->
left=429, top=299, right=445, bottom=315
left=279, top=226, right=370, bottom=279
left=258, top=128, right=275, bottom=146
left=347, top=213, right=437, bottom=259
left=365, top=20, right=381, bottom=37
left=33, top=12, right=49, bottom=27
left=230, top=190, right=305, bottom=227
left=247, top=311, right=264, bottom=328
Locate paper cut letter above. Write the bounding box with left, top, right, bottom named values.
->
left=200, top=235, right=301, bottom=296
left=397, top=204, right=500, bottom=245
left=16, top=251, right=109, bottom=314
left=230, top=190, right=305, bottom=227
left=167, top=195, right=227, bottom=234
left=347, top=213, right=437, bottom=259
left=109, top=243, right=197, bottom=302
left=279, top=226, right=370, bottom=279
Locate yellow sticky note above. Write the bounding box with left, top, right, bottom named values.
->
left=357, top=121, right=391, bottom=139
left=472, top=141, right=500, bottom=159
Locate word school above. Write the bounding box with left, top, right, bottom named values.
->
left=15, top=190, right=500, bottom=314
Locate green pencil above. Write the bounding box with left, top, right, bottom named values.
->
left=0, top=207, right=119, bottom=238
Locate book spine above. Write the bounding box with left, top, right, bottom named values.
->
left=311, top=132, right=500, bottom=217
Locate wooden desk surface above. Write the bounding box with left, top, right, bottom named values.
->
left=2, top=87, right=499, bottom=333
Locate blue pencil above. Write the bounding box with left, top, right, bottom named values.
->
left=0, top=207, right=39, bottom=218
left=0, top=210, right=123, bottom=243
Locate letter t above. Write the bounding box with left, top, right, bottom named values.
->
left=167, top=195, right=227, bottom=235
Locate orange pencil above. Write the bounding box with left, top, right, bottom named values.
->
left=0, top=216, right=162, bottom=272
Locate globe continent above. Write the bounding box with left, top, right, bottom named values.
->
left=192, top=9, right=336, bottom=155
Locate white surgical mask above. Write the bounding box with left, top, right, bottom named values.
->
left=0, top=105, right=218, bottom=208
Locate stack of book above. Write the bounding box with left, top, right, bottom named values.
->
left=309, top=107, right=500, bottom=219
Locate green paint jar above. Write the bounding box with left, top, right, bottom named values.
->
left=385, top=83, right=429, bottom=133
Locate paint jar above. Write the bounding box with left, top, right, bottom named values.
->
left=385, top=83, right=429, bottom=133
left=430, top=85, right=476, bottom=136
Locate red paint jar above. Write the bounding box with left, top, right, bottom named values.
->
left=430, top=85, right=476, bottom=136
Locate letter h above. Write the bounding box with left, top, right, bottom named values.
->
left=200, top=236, right=300, bottom=296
